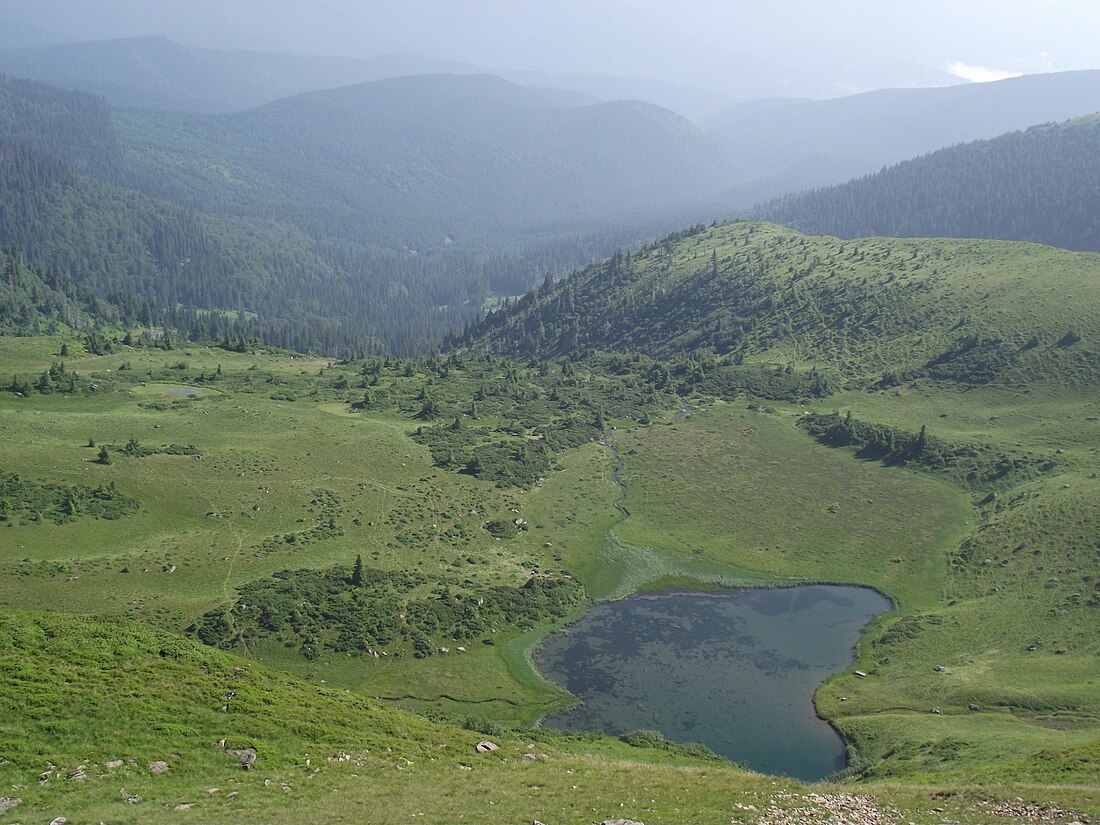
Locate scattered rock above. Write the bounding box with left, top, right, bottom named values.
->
left=600, top=820, right=645, bottom=825
left=975, top=799, right=1084, bottom=822
left=853, top=670, right=867, bottom=678
left=1027, top=644, right=1039, bottom=651
left=282, top=785, right=292, bottom=794
left=931, top=707, right=943, bottom=714
left=1055, top=647, right=1069, bottom=654
left=757, top=792, right=898, bottom=825
left=127, top=794, right=142, bottom=804
left=149, top=760, right=170, bottom=775
left=49, top=818, right=66, bottom=825
left=475, top=740, right=500, bottom=753
left=458, top=764, right=472, bottom=771
left=227, top=791, right=239, bottom=801
left=0, top=798, right=21, bottom=815
left=932, top=665, right=946, bottom=673
left=968, top=704, right=981, bottom=712
left=105, top=759, right=125, bottom=770
left=522, top=753, right=538, bottom=761
left=207, top=788, right=220, bottom=794
left=67, top=768, right=86, bottom=781
left=225, top=747, right=257, bottom=768
left=175, top=803, right=193, bottom=811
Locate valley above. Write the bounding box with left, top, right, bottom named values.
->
left=1, top=11, right=1099, bottom=821
left=2, top=223, right=1098, bottom=816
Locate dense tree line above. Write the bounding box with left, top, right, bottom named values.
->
left=0, top=474, right=139, bottom=526
left=798, top=411, right=1051, bottom=489
left=193, top=562, right=583, bottom=660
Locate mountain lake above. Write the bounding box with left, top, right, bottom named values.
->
left=536, top=584, right=891, bottom=781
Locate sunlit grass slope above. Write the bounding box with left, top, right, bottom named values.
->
left=3, top=609, right=1097, bottom=824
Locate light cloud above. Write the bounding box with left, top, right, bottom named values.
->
left=944, top=60, right=1025, bottom=83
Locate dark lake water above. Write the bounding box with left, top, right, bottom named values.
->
left=535, top=585, right=891, bottom=781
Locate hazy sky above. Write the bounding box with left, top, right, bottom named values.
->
left=3, top=0, right=1098, bottom=97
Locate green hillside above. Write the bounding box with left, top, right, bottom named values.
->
left=461, top=222, right=1100, bottom=390
left=758, top=114, right=1100, bottom=251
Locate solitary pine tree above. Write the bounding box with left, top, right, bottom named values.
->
left=351, top=553, right=364, bottom=587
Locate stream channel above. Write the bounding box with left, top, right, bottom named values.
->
left=534, top=403, right=891, bottom=781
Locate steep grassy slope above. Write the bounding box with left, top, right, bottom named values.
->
left=0, top=609, right=770, bottom=824
left=11, top=611, right=1092, bottom=824
left=758, top=115, right=1100, bottom=251
left=463, top=222, right=1100, bottom=390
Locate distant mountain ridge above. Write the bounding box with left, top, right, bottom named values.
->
left=0, top=34, right=735, bottom=120
left=756, top=114, right=1100, bottom=251
left=0, top=35, right=488, bottom=113
left=709, top=71, right=1100, bottom=207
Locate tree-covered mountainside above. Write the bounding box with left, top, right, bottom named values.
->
left=708, top=70, right=1100, bottom=207
left=0, top=74, right=121, bottom=177
left=457, top=221, right=1100, bottom=391
left=755, top=115, right=1100, bottom=251
left=0, top=73, right=730, bottom=354
left=116, top=73, right=730, bottom=251
left=0, top=247, right=107, bottom=335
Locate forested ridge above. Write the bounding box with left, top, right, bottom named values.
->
left=757, top=114, right=1100, bottom=251
left=0, top=73, right=728, bottom=354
